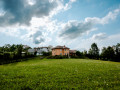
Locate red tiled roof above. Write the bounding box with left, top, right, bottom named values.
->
left=52, top=45, right=69, bottom=49
left=70, top=50, right=76, bottom=53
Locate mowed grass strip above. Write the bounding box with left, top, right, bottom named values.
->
left=0, top=58, right=120, bottom=90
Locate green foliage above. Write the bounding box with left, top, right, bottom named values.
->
left=10, top=44, right=17, bottom=52
left=83, top=50, right=87, bottom=56
left=42, top=51, right=52, bottom=56
left=47, top=55, right=68, bottom=59
left=3, top=52, right=10, bottom=61
left=0, top=44, right=35, bottom=64
left=17, top=45, right=23, bottom=58
left=100, top=47, right=107, bottom=60
left=101, top=46, right=115, bottom=61
left=76, top=51, right=82, bottom=56
left=88, top=43, right=99, bottom=59
left=115, top=43, right=120, bottom=61
left=34, top=51, right=37, bottom=56
left=0, top=58, right=120, bottom=89
left=75, top=51, right=86, bottom=58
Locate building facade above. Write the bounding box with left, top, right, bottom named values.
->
left=52, top=45, right=69, bottom=56
left=34, top=46, right=52, bottom=55
left=28, top=49, right=35, bottom=55
left=70, top=50, right=77, bottom=56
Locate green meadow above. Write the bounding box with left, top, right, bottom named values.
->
left=0, top=58, right=120, bottom=90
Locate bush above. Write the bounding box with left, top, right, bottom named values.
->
left=0, top=53, right=4, bottom=64
left=47, top=55, right=68, bottom=59
left=42, top=51, right=52, bottom=56
left=70, top=55, right=87, bottom=59
left=0, top=53, right=3, bottom=59
left=3, top=52, right=10, bottom=60
left=70, top=55, right=79, bottom=58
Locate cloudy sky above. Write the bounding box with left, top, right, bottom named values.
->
left=0, top=0, right=120, bottom=51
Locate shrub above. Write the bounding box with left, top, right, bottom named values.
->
left=3, top=52, right=10, bottom=60
left=42, top=51, right=52, bottom=56
left=47, top=55, right=68, bottom=59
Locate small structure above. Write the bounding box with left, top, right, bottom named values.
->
left=70, top=50, right=77, bottom=56
left=21, top=52, right=26, bottom=56
left=28, top=49, right=35, bottom=55
left=48, top=45, right=53, bottom=51
left=34, top=46, right=52, bottom=55
left=52, top=45, right=69, bottom=56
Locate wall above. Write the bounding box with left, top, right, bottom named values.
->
left=52, top=48, right=69, bottom=56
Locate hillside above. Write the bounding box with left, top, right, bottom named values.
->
left=0, top=58, right=120, bottom=89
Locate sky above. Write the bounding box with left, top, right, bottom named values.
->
left=0, top=0, right=120, bottom=51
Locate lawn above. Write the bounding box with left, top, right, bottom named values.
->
left=0, top=58, right=120, bottom=90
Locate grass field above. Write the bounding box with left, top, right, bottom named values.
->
left=0, top=58, right=120, bottom=90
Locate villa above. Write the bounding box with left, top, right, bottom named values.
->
left=52, top=45, right=70, bottom=56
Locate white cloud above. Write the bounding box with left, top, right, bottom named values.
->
left=0, top=9, right=6, bottom=16
left=92, top=33, right=108, bottom=40
left=59, top=8, right=120, bottom=40
left=64, top=0, right=76, bottom=10
left=0, top=0, right=119, bottom=47
left=59, top=20, right=94, bottom=39
left=27, top=0, right=36, bottom=5
left=0, top=27, right=20, bottom=37
left=0, top=0, right=63, bottom=26
left=0, top=0, right=77, bottom=45
left=75, top=33, right=120, bottom=51
left=85, top=8, right=120, bottom=25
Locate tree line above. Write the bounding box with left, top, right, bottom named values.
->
left=75, top=43, right=120, bottom=62
left=0, top=44, right=36, bottom=64
left=0, top=43, right=119, bottom=64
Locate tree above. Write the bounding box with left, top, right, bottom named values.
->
left=89, top=43, right=99, bottom=59
left=101, top=47, right=107, bottom=60
left=76, top=51, right=82, bottom=57
left=42, top=51, right=52, bottom=56
left=106, top=46, right=115, bottom=60
left=88, top=49, right=93, bottom=59
left=115, top=43, right=120, bottom=61
left=10, top=44, right=17, bottom=52
left=3, top=44, right=11, bottom=52
left=17, top=45, right=23, bottom=58
left=83, top=50, right=87, bottom=56
left=0, top=47, right=4, bottom=52
left=101, top=46, right=115, bottom=61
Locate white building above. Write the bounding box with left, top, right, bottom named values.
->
left=34, top=46, right=52, bottom=55
left=28, top=49, right=35, bottom=55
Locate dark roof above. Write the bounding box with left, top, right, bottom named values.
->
left=52, top=45, right=69, bottom=49
left=70, top=50, right=77, bottom=53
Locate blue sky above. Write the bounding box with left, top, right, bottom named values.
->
left=0, top=0, right=120, bottom=51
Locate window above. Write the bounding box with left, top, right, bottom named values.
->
left=60, top=53, right=62, bottom=55
left=65, top=53, right=66, bottom=55
left=65, top=49, right=66, bottom=51
left=60, top=49, right=62, bottom=51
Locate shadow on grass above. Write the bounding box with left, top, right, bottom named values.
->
left=1, top=57, right=38, bottom=66
left=21, top=86, right=33, bottom=90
